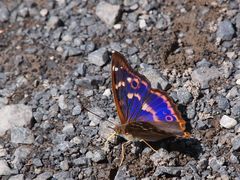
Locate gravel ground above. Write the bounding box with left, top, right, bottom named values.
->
left=0, top=0, right=240, bottom=179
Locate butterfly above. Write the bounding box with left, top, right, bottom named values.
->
left=110, top=51, right=190, bottom=165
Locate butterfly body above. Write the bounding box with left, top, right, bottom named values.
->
left=111, top=51, right=190, bottom=143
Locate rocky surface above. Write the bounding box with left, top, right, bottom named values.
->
left=0, top=0, right=239, bottom=179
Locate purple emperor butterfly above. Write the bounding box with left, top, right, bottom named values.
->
left=110, top=51, right=190, bottom=165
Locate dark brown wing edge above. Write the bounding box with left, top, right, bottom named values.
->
left=111, top=51, right=129, bottom=124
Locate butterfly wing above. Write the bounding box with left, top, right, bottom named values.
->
left=111, top=51, right=150, bottom=124
left=111, top=51, right=189, bottom=138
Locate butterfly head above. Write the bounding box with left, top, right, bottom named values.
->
left=113, top=124, right=125, bottom=135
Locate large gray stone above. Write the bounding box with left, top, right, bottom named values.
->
left=191, top=66, right=221, bottom=89
left=0, top=104, right=32, bottom=136
left=88, top=48, right=109, bottom=66
left=216, top=20, right=235, bottom=41
left=96, top=1, right=121, bottom=26
left=0, top=160, right=17, bottom=176
left=12, top=146, right=31, bottom=170
left=140, top=65, right=170, bottom=90
left=11, top=127, right=34, bottom=144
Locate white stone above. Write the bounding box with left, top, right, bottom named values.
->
left=103, top=88, right=111, bottom=97
left=16, top=76, right=28, bottom=87
left=0, top=104, right=32, bottom=136
left=139, top=19, right=147, bottom=29
left=62, top=34, right=73, bottom=42
left=113, top=23, right=122, bottom=29
left=40, top=9, right=48, bottom=16
left=226, top=52, right=235, bottom=59
left=58, top=95, right=68, bottom=110
left=220, top=115, right=237, bottom=129
left=236, top=79, right=240, bottom=85
left=62, top=123, right=75, bottom=134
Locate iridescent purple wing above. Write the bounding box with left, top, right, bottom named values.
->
left=111, top=51, right=189, bottom=137
left=112, top=51, right=149, bottom=124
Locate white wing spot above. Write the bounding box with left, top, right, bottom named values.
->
left=134, top=93, right=141, bottom=101
left=127, top=77, right=132, bottom=82
left=127, top=93, right=133, bottom=99
left=115, top=81, right=126, bottom=89
left=115, top=67, right=118, bottom=71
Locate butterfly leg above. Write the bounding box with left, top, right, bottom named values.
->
left=104, top=132, right=116, bottom=148
left=119, top=141, right=131, bottom=166
left=140, top=139, right=157, bottom=153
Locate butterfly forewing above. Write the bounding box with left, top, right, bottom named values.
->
left=111, top=51, right=150, bottom=124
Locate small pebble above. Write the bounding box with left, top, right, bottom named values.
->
left=103, top=88, right=111, bottom=97
left=40, top=9, right=48, bottom=16
left=232, top=135, right=240, bottom=151
left=220, top=115, right=237, bottom=129
left=60, top=160, right=69, bottom=170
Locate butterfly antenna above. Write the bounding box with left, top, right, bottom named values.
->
left=82, top=106, right=104, bottom=119
left=107, top=126, right=114, bottom=130
left=82, top=106, right=116, bottom=125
